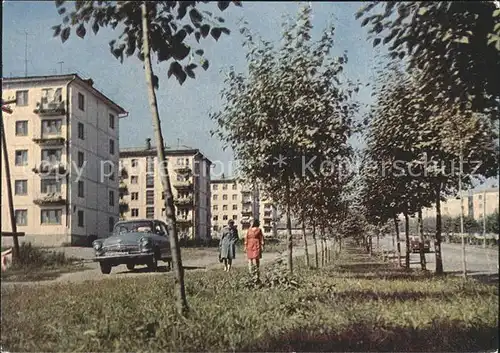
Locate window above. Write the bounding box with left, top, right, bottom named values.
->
left=16, top=90, right=29, bottom=106
left=131, top=208, right=139, bottom=217
left=213, top=194, right=218, bottom=200
left=78, top=122, right=84, bottom=139
left=223, top=194, right=228, bottom=200
left=213, top=184, right=218, bottom=190
left=478, top=195, right=483, bottom=200
left=109, top=113, right=115, bottom=129
left=232, top=184, right=237, bottom=190
left=109, top=139, right=115, bottom=155
left=77, top=151, right=84, bottom=168
left=78, top=181, right=84, bottom=198
left=162, top=192, right=165, bottom=200
left=41, top=209, right=62, bottom=224
left=131, top=192, right=139, bottom=201
left=78, top=210, right=84, bottom=227
left=162, top=208, right=166, bottom=217
left=213, top=215, right=218, bottom=221
left=146, top=157, right=154, bottom=173
left=479, top=212, right=483, bottom=218
left=213, top=205, right=218, bottom=211
left=78, top=92, right=85, bottom=111
left=131, top=159, right=138, bottom=167
left=42, top=148, right=62, bottom=163
left=109, top=190, right=115, bottom=206
left=222, top=184, right=228, bottom=190
left=146, top=190, right=154, bottom=205
left=232, top=194, right=237, bottom=201
left=146, top=207, right=155, bottom=219
left=108, top=217, right=114, bottom=232
left=42, top=119, right=62, bottom=135
left=41, top=179, right=61, bottom=193
left=146, top=174, right=154, bottom=188
left=14, top=180, right=27, bottom=195
left=223, top=205, right=228, bottom=211
left=15, top=210, right=27, bottom=226
left=232, top=215, right=238, bottom=220
left=131, top=176, right=138, bottom=184
left=15, top=121, right=28, bottom=136
left=232, top=204, right=238, bottom=210
left=15, top=150, right=28, bottom=166
left=223, top=215, right=228, bottom=220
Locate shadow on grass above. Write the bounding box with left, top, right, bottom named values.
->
left=444, top=271, right=499, bottom=286
left=241, top=320, right=499, bottom=352
left=115, top=265, right=206, bottom=274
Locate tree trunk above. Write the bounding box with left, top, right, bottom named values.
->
left=141, top=2, right=187, bottom=315
left=285, top=184, right=293, bottom=273
left=301, top=211, right=310, bottom=268
left=320, top=225, right=325, bottom=267
left=404, top=212, right=411, bottom=269
left=0, top=115, right=21, bottom=261
left=312, top=219, right=319, bottom=268
left=368, top=234, right=373, bottom=256
left=376, top=230, right=380, bottom=252
left=434, top=183, right=444, bottom=275
left=393, top=214, right=402, bottom=267
left=417, top=209, right=427, bottom=270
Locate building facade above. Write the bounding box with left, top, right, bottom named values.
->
left=210, top=177, right=278, bottom=237
left=1, top=74, right=127, bottom=247
left=119, top=140, right=211, bottom=240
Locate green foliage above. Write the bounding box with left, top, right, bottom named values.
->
left=2, top=246, right=497, bottom=352
left=11, top=242, right=75, bottom=269
left=356, top=1, right=500, bottom=118
left=485, top=211, right=500, bottom=234
left=52, top=1, right=241, bottom=85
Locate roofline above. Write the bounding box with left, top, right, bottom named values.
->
left=2, top=73, right=127, bottom=115
left=120, top=147, right=208, bottom=158
left=211, top=178, right=236, bottom=183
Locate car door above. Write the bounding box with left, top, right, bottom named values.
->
left=153, top=221, right=170, bottom=258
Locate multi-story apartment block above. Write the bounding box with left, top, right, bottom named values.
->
left=1, top=74, right=127, bottom=247
left=258, top=193, right=278, bottom=237
left=119, top=139, right=211, bottom=240
left=210, top=177, right=278, bottom=237
left=420, top=187, right=499, bottom=220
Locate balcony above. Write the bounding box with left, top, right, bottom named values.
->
left=241, top=209, right=253, bottom=216
left=120, top=167, right=128, bottom=179
left=242, top=199, right=252, bottom=205
left=32, top=136, right=65, bottom=146
left=174, top=164, right=192, bottom=174
left=119, top=181, right=128, bottom=191
left=174, top=196, right=194, bottom=207
left=119, top=200, right=129, bottom=212
left=32, top=162, right=66, bottom=174
left=34, top=100, right=66, bottom=116
left=176, top=217, right=193, bottom=227
left=241, top=216, right=252, bottom=224
left=263, top=212, right=273, bottom=219
left=34, top=193, right=66, bottom=206
left=173, top=180, right=193, bottom=190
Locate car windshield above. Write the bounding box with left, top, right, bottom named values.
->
left=113, top=221, right=154, bottom=235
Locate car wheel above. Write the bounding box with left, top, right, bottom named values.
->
left=126, top=263, right=135, bottom=271
left=147, top=251, right=159, bottom=272
left=100, top=262, right=112, bottom=274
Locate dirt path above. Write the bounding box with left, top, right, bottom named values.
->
left=1, top=246, right=308, bottom=287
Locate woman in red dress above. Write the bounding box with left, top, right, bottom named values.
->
left=244, top=219, right=264, bottom=276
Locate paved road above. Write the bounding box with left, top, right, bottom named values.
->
left=377, top=236, right=499, bottom=275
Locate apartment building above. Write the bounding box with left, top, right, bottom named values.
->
left=1, top=74, right=127, bottom=247
left=258, top=193, right=278, bottom=237
left=421, top=187, right=499, bottom=220
left=210, top=177, right=278, bottom=237
left=119, top=139, right=211, bottom=240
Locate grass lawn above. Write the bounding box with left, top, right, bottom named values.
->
left=1, top=244, right=497, bottom=352
left=1, top=243, right=89, bottom=282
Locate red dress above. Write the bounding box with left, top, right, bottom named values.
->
left=245, top=227, right=264, bottom=260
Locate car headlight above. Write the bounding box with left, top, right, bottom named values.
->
left=92, top=240, right=103, bottom=251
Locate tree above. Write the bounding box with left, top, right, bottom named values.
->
left=356, top=1, right=500, bottom=119
left=485, top=211, right=499, bottom=234
left=212, top=5, right=358, bottom=274
left=53, top=0, right=240, bottom=315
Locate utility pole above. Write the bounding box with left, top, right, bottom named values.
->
left=24, top=31, right=28, bottom=77
left=458, top=138, right=467, bottom=278
left=1, top=99, right=21, bottom=260
left=483, top=189, right=487, bottom=248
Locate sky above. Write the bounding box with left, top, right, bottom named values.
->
left=2, top=1, right=497, bottom=190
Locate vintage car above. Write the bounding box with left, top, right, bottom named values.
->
left=92, top=219, right=172, bottom=274
left=410, top=236, right=431, bottom=253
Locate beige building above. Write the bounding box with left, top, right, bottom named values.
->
left=258, top=193, right=278, bottom=237
left=421, top=187, right=499, bottom=220
left=210, top=177, right=278, bottom=237
left=119, top=140, right=211, bottom=240
left=1, top=74, right=127, bottom=247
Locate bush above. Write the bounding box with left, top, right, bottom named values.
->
left=9, top=242, right=75, bottom=269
